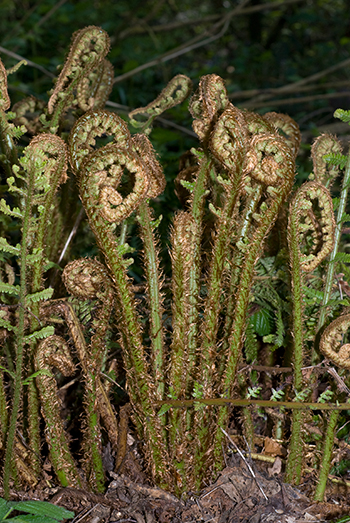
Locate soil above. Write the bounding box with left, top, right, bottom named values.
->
left=2, top=454, right=350, bottom=523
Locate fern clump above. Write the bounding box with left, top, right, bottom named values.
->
left=0, top=27, right=350, bottom=501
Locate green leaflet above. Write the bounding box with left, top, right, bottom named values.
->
left=26, top=288, right=54, bottom=305
left=0, top=282, right=19, bottom=296
left=23, top=326, right=55, bottom=343
left=0, top=238, right=20, bottom=255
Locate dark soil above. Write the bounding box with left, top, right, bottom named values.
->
left=2, top=455, right=350, bottom=523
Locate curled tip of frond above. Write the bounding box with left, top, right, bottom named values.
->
left=27, top=133, right=68, bottom=183
left=209, top=105, right=247, bottom=176
left=189, top=74, right=229, bottom=142
left=0, top=59, right=10, bottom=111
left=68, top=109, right=130, bottom=174
left=48, top=26, right=110, bottom=114
left=62, top=258, right=111, bottom=300
left=132, top=134, right=165, bottom=198
left=175, top=150, right=199, bottom=206
left=242, top=110, right=274, bottom=136
left=311, top=133, right=342, bottom=186
left=35, top=335, right=75, bottom=376
left=264, top=112, right=301, bottom=159
left=79, top=143, right=149, bottom=225
left=288, top=181, right=335, bottom=273
left=320, top=313, right=350, bottom=369
left=244, top=133, right=295, bottom=187
left=129, top=74, right=192, bottom=132
left=77, top=58, right=114, bottom=112
left=12, top=96, right=46, bottom=135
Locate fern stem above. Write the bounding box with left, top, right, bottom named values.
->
left=137, top=201, right=165, bottom=401
left=315, top=146, right=350, bottom=348
left=3, top=162, right=34, bottom=498
left=313, top=409, right=340, bottom=501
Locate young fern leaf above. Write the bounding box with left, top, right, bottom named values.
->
left=77, top=58, right=114, bottom=111
left=129, top=74, right=192, bottom=134
left=47, top=26, right=110, bottom=131
left=319, top=312, right=350, bottom=369
left=69, top=111, right=171, bottom=489
left=35, top=335, right=82, bottom=488
left=311, top=134, right=343, bottom=187
left=286, top=181, right=335, bottom=485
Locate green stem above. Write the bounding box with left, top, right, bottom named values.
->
left=137, top=201, right=164, bottom=401
left=3, top=162, right=34, bottom=498
left=315, top=147, right=350, bottom=357
left=314, top=410, right=339, bottom=501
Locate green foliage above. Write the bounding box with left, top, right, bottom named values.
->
left=0, top=497, right=74, bottom=523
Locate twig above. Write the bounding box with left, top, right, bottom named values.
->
left=119, top=0, right=304, bottom=39
left=221, top=427, right=268, bottom=501
left=0, top=45, right=55, bottom=79
left=113, top=0, right=250, bottom=85
left=106, top=100, right=197, bottom=137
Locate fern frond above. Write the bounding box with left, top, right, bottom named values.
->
left=26, top=288, right=54, bottom=305
left=334, top=108, right=350, bottom=123
left=0, top=282, right=19, bottom=296
left=23, top=325, right=55, bottom=343
left=331, top=252, right=350, bottom=264
left=0, top=200, right=23, bottom=218
left=323, top=152, right=348, bottom=169
left=0, top=238, right=20, bottom=255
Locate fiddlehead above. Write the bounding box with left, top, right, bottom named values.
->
left=311, top=133, right=342, bottom=187
left=69, top=109, right=130, bottom=174
left=131, top=133, right=166, bottom=197
left=264, top=112, right=301, bottom=159
left=189, top=74, right=229, bottom=143
left=77, top=59, right=114, bottom=111
left=12, top=97, right=46, bottom=135
left=129, top=74, right=192, bottom=134
left=0, top=58, right=21, bottom=179
left=82, top=144, right=150, bottom=224
left=0, top=59, right=10, bottom=111
left=319, top=313, right=350, bottom=369
left=71, top=113, right=170, bottom=487
left=47, top=26, right=110, bottom=131
left=35, top=335, right=82, bottom=488
left=288, top=181, right=335, bottom=276
left=62, top=258, right=116, bottom=490
left=286, top=181, right=335, bottom=485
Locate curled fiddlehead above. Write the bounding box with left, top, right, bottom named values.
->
left=12, top=97, right=46, bottom=135
left=286, top=181, right=335, bottom=485
left=62, top=258, right=118, bottom=490
left=311, top=133, right=343, bottom=187
left=129, top=74, right=192, bottom=134
left=72, top=113, right=170, bottom=488
left=0, top=59, right=10, bottom=111
left=320, top=313, right=350, bottom=369
left=288, top=181, right=335, bottom=275
left=35, top=335, right=82, bottom=488
left=62, top=258, right=114, bottom=367
left=189, top=74, right=229, bottom=143
left=82, top=144, right=150, bottom=224
left=264, top=112, right=301, bottom=159
left=131, top=133, right=166, bottom=197
left=77, top=59, right=114, bottom=111
left=209, top=104, right=248, bottom=180
left=47, top=26, right=110, bottom=130
left=69, top=109, right=130, bottom=174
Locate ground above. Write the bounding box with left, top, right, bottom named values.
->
left=2, top=454, right=350, bottom=523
